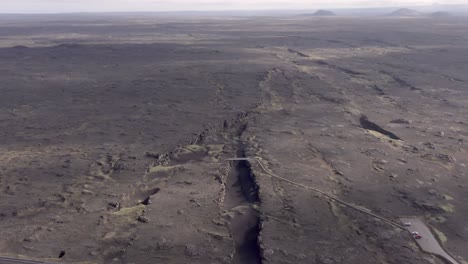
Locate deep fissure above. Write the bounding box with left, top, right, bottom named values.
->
left=224, top=142, right=262, bottom=264
left=360, top=115, right=401, bottom=140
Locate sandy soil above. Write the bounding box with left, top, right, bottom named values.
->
left=0, top=14, right=467, bottom=264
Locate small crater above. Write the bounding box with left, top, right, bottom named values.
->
left=58, top=251, right=65, bottom=258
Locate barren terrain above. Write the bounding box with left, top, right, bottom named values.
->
left=0, top=14, right=467, bottom=264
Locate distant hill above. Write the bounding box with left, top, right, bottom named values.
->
left=429, top=11, right=452, bottom=18
left=387, top=8, right=423, bottom=17
left=312, top=10, right=336, bottom=16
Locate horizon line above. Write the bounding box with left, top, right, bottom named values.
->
left=1, top=4, right=468, bottom=15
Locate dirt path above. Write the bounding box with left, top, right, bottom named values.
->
left=400, top=218, right=460, bottom=264
left=0, top=256, right=58, bottom=264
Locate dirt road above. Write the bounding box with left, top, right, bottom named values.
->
left=0, top=256, right=57, bottom=264
left=400, top=218, right=460, bottom=264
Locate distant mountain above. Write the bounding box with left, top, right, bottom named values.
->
left=312, top=10, right=336, bottom=16
left=429, top=11, right=452, bottom=18
left=387, top=8, right=423, bottom=17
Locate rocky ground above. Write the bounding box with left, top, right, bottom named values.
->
left=0, top=14, right=467, bottom=264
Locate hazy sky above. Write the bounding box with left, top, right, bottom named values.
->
left=2, top=0, right=468, bottom=13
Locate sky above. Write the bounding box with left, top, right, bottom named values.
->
left=2, top=0, right=468, bottom=13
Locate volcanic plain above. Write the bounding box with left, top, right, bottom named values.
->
left=0, top=13, right=467, bottom=264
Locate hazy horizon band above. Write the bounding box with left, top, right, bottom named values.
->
left=2, top=0, right=468, bottom=13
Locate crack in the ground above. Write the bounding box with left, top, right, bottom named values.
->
left=218, top=117, right=262, bottom=264
left=256, top=68, right=286, bottom=112
left=379, top=70, right=421, bottom=91
left=315, top=60, right=364, bottom=76
left=363, top=38, right=398, bottom=47
left=139, top=188, right=160, bottom=206
left=377, top=61, right=465, bottom=83
left=371, top=85, right=385, bottom=96
left=287, top=48, right=309, bottom=58
left=326, top=39, right=357, bottom=48
left=102, top=66, right=293, bottom=262
left=360, top=115, right=401, bottom=140
left=224, top=147, right=262, bottom=264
